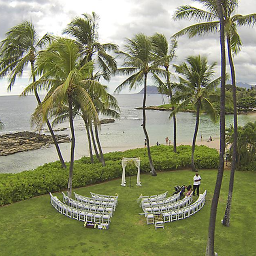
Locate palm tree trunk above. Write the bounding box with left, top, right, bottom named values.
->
left=67, top=95, right=75, bottom=198
left=191, top=104, right=200, bottom=172
left=90, top=123, right=100, bottom=161
left=94, top=124, right=105, bottom=166
left=31, top=62, right=66, bottom=169
left=173, top=112, right=177, bottom=153
left=166, top=66, right=177, bottom=153
left=84, top=119, right=94, bottom=164
left=206, top=1, right=226, bottom=255
left=142, top=73, right=156, bottom=176
left=222, top=36, right=238, bottom=227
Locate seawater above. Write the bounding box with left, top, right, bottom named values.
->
left=0, top=94, right=255, bottom=173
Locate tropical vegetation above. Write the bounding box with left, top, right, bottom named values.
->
left=63, top=12, right=119, bottom=166
left=0, top=21, right=66, bottom=168
left=0, top=145, right=218, bottom=206
left=171, top=55, right=220, bottom=172
left=115, top=33, right=164, bottom=176
left=24, top=38, right=99, bottom=197
left=226, top=121, right=256, bottom=171
left=173, top=0, right=256, bottom=235
left=1, top=2, right=256, bottom=255
left=151, top=33, right=178, bottom=152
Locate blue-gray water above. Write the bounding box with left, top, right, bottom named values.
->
left=0, top=94, right=255, bottom=173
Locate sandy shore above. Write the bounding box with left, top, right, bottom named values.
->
left=195, top=137, right=220, bottom=151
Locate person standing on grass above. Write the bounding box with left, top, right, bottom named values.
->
left=193, top=172, right=201, bottom=196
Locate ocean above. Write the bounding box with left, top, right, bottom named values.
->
left=0, top=94, right=255, bottom=174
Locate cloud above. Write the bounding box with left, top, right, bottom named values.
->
left=1, top=0, right=256, bottom=95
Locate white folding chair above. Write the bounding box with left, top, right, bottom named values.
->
left=79, top=211, right=86, bottom=222
left=155, top=221, right=164, bottom=229
left=102, top=214, right=111, bottom=224
left=94, top=214, right=102, bottom=224
left=146, top=214, right=154, bottom=224
left=86, top=212, right=94, bottom=222
left=162, top=212, right=170, bottom=223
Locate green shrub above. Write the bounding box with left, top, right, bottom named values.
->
left=0, top=145, right=218, bottom=206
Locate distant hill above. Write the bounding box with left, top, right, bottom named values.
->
left=228, top=81, right=255, bottom=89
left=138, top=86, right=160, bottom=94
left=137, top=83, right=255, bottom=94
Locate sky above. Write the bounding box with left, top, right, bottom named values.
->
left=0, top=0, right=256, bottom=95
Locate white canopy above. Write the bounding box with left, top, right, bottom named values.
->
left=121, top=157, right=141, bottom=186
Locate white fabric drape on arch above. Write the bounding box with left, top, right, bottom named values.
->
left=121, top=157, right=141, bottom=186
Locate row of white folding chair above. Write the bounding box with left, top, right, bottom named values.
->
left=146, top=190, right=206, bottom=224
left=50, top=193, right=111, bottom=224
left=142, top=194, right=193, bottom=215
left=74, top=192, right=117, bottom=210
left=62, top=192, right=114, bottom=217
left=138, top=191, right=168, bottom=204
left=141, top=191, right=180, bottom=206
left=141, top=192, right=189, bottom=209
left=90, top=192, right=119, bottom=201
left=162, top=190, right=207, bottom=223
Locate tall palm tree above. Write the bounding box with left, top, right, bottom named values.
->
left=173, top=0, right=256, bottom=227
left=29, top=38, right=99, bottom=197
left=64, top=12, right=119, bottom=164
left=151, top=34, right=178, bottom=152
left=87, top=84, right=120, bottom=166
left=63, top=12, right=118, bottom=81
left=0, top=21, right=66, bottom=168
left=115, top=33, right=163, bottom=176
left=172, top=55, right=220, bottom=172
left=207, top=2, right=226, bottom=255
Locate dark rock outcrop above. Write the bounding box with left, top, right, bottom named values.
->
left=100, top=119, right=115, bottom=124
left=0, top=131, right=70, bottom=156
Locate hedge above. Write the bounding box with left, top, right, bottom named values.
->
left=0, top=145, right=219, bottom=206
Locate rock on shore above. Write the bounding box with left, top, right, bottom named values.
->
left=0, top=131, right=70, bottom=156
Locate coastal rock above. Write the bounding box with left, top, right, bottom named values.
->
left=100, top=118, right=115, bottom=124
left=135, top=106, right=172, bottom=111
left=0, top=131, right=70, bottom=156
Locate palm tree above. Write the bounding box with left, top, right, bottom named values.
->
left=87, top=85, right=120, bottom=166
left=207, top=1, right=226, bottom=254
left=115, top=33, right=163, bottom=176
left=63, top=12, right=118, bottom=81
left=64, top=12, right=119, bottom=165
left=172, top=55, right=220, bottom=172
left=29, top=38, right=99, bottom=197
left=0, top=21, right=66, bottom=168
left=151, top=34, right=178, bottom=152
left=173, top=0, right=256, bottom=227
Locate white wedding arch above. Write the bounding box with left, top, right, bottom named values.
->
left=121, top=157, right=141, bottom=186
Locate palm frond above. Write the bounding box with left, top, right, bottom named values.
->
left=173, top=21, right=219, bottom=38
left=115, top=71, right=143, bottom=93
left=202, top=97, right=218, bottom=122
left=234, top=13, right=256, bottom=26
left=174, top=5, right=216, bottom=21
left=75, top=86, right=99, bottom=125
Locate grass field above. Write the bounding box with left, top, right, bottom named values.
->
left=0, top=169, right=255, bottom=256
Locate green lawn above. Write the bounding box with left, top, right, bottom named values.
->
left=1, top=169, right=255, bottom=256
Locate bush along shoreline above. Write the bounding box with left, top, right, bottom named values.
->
left=0, top=145, right=219, bottom=206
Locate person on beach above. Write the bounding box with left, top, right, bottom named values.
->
left=165, top=137, right=169, bottom=145
left=208, top=136, right=212, bottom=142
left=144, top=139, right=147, bottom=148
left=193, top=172, right=201, bottom=196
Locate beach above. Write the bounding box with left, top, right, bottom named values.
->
left=1, top=94, right=255, bottom=173
left=196, top=137, right=220, bottom=150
